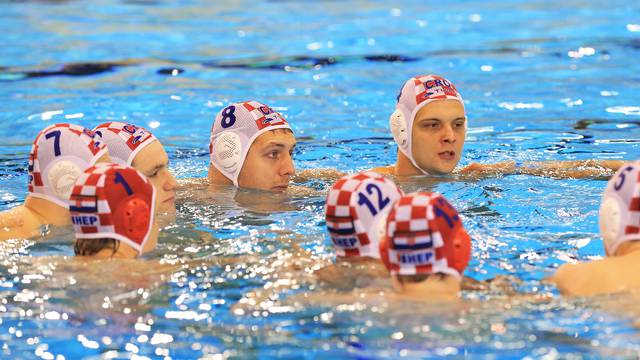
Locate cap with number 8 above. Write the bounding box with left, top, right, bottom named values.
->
left=209, top=100, right=292, bottom=186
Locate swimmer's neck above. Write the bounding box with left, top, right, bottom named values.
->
left=336, top=256, right=381, bottom=266
left=613, top=241, right=640, bottom=257
left=394, top=151, right=425, bottom=176
left=92, top=242, right=139, bottom=259
left=392, top=275, right=460, bottom=301
left=208, top=164, right=233, bottom=188
left=24, top=196, right=70, bottom=226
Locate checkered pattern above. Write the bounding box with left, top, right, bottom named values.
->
left=28, top=123, right=108, bottom=208
left=209, top=100, right=292, bottom=186
left=93, top=122, right=156, bottom=166
left=241, top=101, right=288, bottom=130
left=325, top=171, right=403, bottom=258
left=601, top=161, right=640, bottom=255
left=380, top=192, right=470, bottom=278
left=392, top=74, right=464, bottom=174
left=70, top=163, right=155, bottom=255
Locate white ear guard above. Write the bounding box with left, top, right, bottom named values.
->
left=389, top=109, right=408, bottom=151
left=600, top=196, right=622, bottom=255
left=43, top=157, right=86, bottom=208
left=212, top=131, right=243, bottom=185
left=599, top=162, right=640, bottom=256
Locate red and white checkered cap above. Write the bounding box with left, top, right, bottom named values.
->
left=209, top=100, right=292, bottom=186
left=28, top=123, right=108, bottom=208
left=379, top=192, right=471, bottom=278
left=325, top=171, right=403, bottom=258
left=600, top=161, right=640, bottom=255
left=69, top=163, right=156, bottom=255
left=93, top=122, right=157, bottom=166
left=393, top=75, right=464, bottom=174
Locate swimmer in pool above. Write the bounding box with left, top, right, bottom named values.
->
left=0, top=123, right=109, bottom=240
left=552, top=162, right=640, bottom=296
left=315, top=171, right=404, bottom=289
left=72, top=163, right=158, bottom=259
left=208, top=100, right=343, bottom=194
left=379, top=191, right=472, bottom=301
left=93, top=122, right=177, bottom=218
left=372, top=74, right=623, bottom=179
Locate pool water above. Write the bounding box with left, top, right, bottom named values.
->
left=1, top=0, right=640, bottom=358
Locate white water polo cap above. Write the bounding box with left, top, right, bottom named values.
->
left=70, top=163, right=156, bottom=255
left=325, top=171, right=404, bottom=258
left=600, top=161, right=640, bottom=256
left=209, top=101, right=292, bottom=186
left=28, top=123, right=108, bottom=208
left=390, top=74, right=464, bottom=175
left=379, top=192, right=471, bottom=278
left=93, top=122, right=157, bottom=166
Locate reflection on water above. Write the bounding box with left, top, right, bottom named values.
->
left=0, top=0, right=640, bottom=357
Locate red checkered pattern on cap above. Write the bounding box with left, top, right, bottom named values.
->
left=94, top=122, right=155, bottom=152
left=325, top=172, right=402, bottom=257
left=242, top=101, right=288, bottom=130
left=70, top=164, right=116, bottom=235
left=381, top=192, right=468, bottom=277
left=70, top=163, right=155, bottom=253
left=412, top=75, right=461, bottom=106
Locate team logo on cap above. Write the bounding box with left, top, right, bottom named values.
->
left=380, top=192, right=471, bottom=278
left=325, top=172, right=403, bottom=258
left=93, top=122, right=157, bottom=165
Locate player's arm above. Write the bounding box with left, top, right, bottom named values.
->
left=458, top=160, right=624, bottom=179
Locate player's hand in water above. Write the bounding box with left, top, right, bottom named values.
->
left=459, top=159, right=624, bottom=180
left=293, top=168, right=345, bottom=183
left=458, top=161, right=517, bottom=177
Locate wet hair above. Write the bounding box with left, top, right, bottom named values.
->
left=74, top=238, right=119, bottom=256
left=396, top=273, right=447, bottom=284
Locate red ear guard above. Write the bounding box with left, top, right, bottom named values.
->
left=451, top=228, right=471, bottom=275
left=117, top=195, right=151, bottom=244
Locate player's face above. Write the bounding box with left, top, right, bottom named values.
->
left=411, top=100, right=466, bottom=174
left=238, top=130, right=296, bottom=192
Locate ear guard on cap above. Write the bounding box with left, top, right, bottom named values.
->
left=46, top=159, right=84, bottom=202
left=389, top=109, right=408, bottom=150
left=212, top=131, right=243, bottom=183
left=117, top=196, right=151, bottom=242
left=600, top=195, right=623, bottom=256
left=451, top=228, right=472, bottom=274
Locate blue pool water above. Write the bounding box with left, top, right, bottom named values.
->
left=1, top=0, right=640, bottom=358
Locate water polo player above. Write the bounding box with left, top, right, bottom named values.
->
left=316, top=171, right=404, bottom=287
left=373, top=74, right=623, bottom=178
left=0, top=123, right=109, bottom=240
left=379, top=192, right=472, bottom=300
left=208, top=100, right=296, bottom=192
left=93, top=122, right=177, bottom=214
left=553, top=162, right=640, bottom=296
left=72, top=163, right=158, bottom=258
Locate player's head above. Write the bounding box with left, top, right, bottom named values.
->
left=28, top=123, right=108, bottom=208
left=93, top=122, right=176, bottom=213
left=390, top=75, right=466, bottom=175
left=600, top=161, right=640, bottom=256
left=325, top=172, right=403, bottom=259
left=71, top=163, right=157, bottom=258
left=209, top=101, right=295, bottom=192
left=379, top=192, right=471, bottom=282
